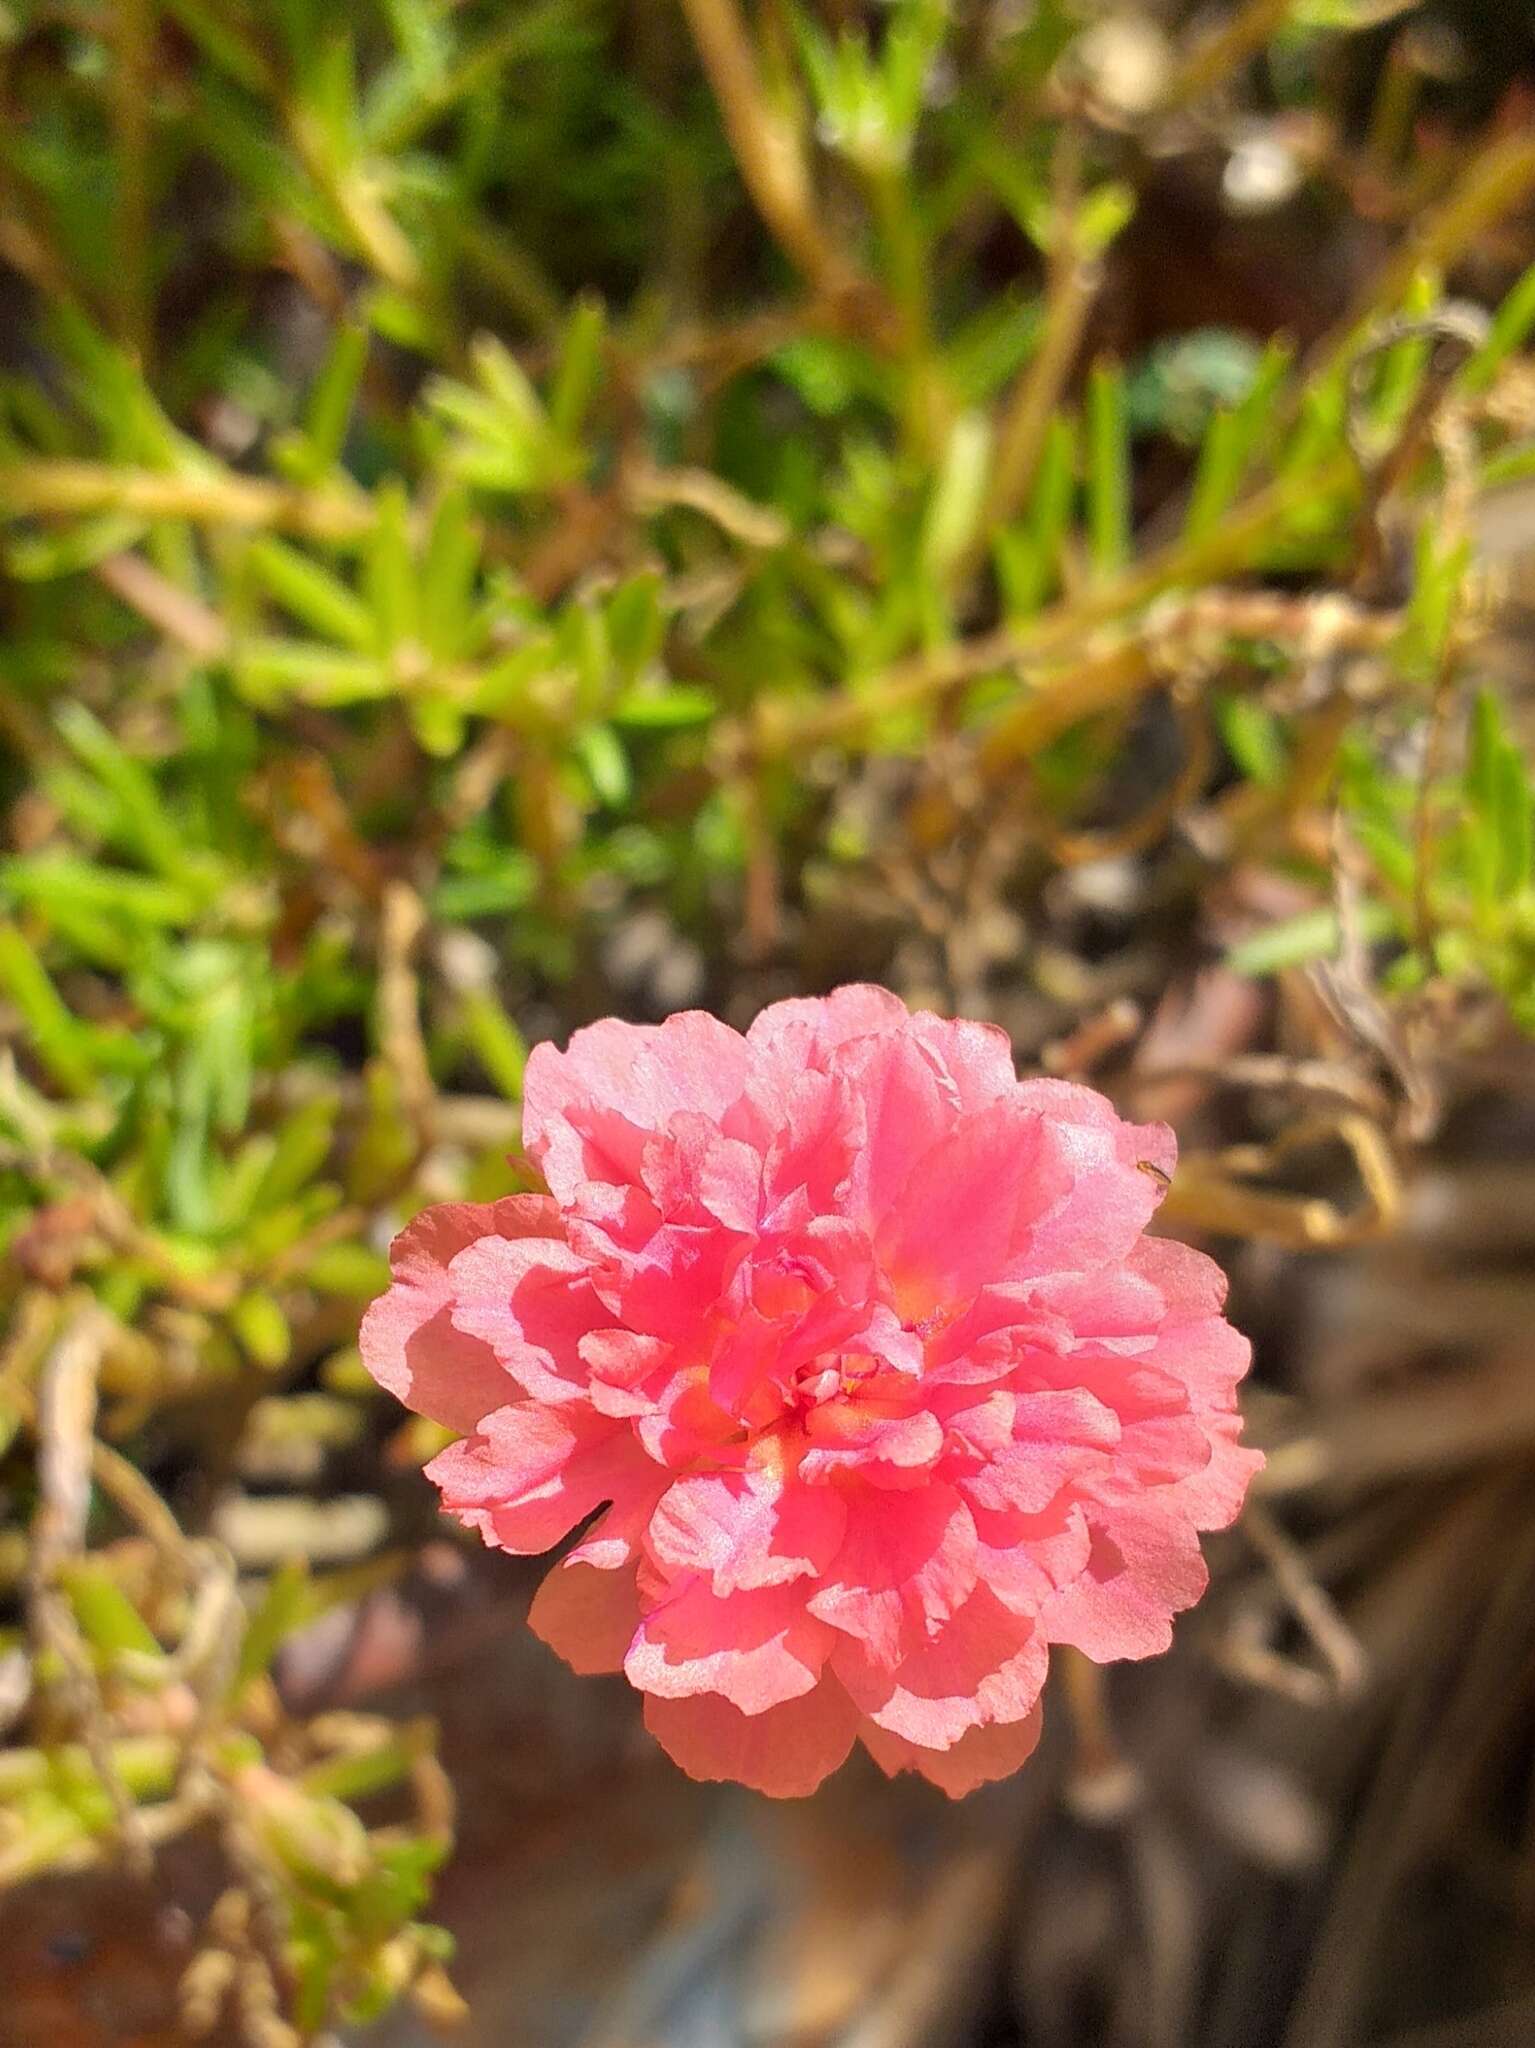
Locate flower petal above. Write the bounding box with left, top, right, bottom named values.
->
left=359, top=1196, right=562, bottom=1432
left=523, top=1012, right=752, bottom=1202
left=746, top=984, right=909, bottom=1067
left=528, top=1558, right=641, bottom=1675
left=625, top=1578, right=833, bottom=1713
left=427, top=1406, right=652, bottom=1556
left=446, top=1232, right=607, bottom=1404
left=877, top=1098, right=1068, bottom=1309
left=859, top=1704, right=1043, bottom=1797
left=1010, top=1080, right=1176, bottom=1270
left=646, top=1470, right=847, bottom=1596
left=1039, top=1501, right=1210, bottom=1661
left=807, top=1484, right=977, bottom=1667
left=908, top=1011, right=1018, bottom=1115
left=831, top=1028, right=959, bottom=1229
left=643, top=1682, right=859, bottom=1797
left=833, top=1585, right=1047, bottom=1748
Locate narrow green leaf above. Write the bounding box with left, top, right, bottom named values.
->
left=609, top=685, right=716, bottom=729
left=253, top=1097, right=338, bottom=1212
left=921, top=410, right=991, bottom=578
left=234, top=1561, right=314, bottom=1694
left=246, top=538, right=376, bottom=651
left=1183, top=339, right=1291, bottom=542
left=58, top=1564, right=162, bottom=1661
left=304, top=321, right=370, bottom=473
left=1228, top=899, right=1397, bottom=975
left=547, top=293, right=606, bottom=445
left=1, top=855, right=204, bottom=927
left=160, top=0, right=274, bottom=90
left=1461, top=261, right=1535, bottom=395
left=302, top=1241, right=391, bottom=1297
left=421, top=489, right=481, bottom=658
left=1467, top=688, right=1505, bottom=821
left=459, top=988, right=528, bottom=1099
left=1493, top=732, right=1532, bottom=897
left=606, top=572, right=665, bottom=676
left=6, top=513, right=146, bottom=582
left=234, top=640, right=393, bottom=706
left=231, top=1288, right=292, bottom=1370
left=0, top=922, right=96, bottom=1093
left=365, top=481, right=417, bottom=653
left=1215, top=694, right=1288, bottom=789
left=995, top=410, right=1076, bottom=619
left=54, top=703, right=195, bottom=883
left=575, top=723, right=630, bottom=807
left=1086, top=361, right=1129, bottom=578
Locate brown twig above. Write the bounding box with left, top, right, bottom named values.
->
left=1058, top=1646, right=1141, bottom=1822
left=1160, top=1111, right=1403, bottom=1249
left=377, top=882, right=435, bottom=1133
left=26, top=1301, right=154, bottom=1874
left=96, top=551, right=230, bottom=661
left=1241, top=1500, right=1369, bottom=1699
left=748, top=467, right=1367, bottom=763
left=1128, top=1052, right=1392, bottom=1121
left=627, top=460, right=791, bottom=549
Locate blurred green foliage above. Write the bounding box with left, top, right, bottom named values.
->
left=1, top=0, right=1534, bottom=2036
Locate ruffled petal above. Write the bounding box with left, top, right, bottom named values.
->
left=799, top=1403, right=944, bottom=1488
left=528, top=1558, right=641, bottom=1675
left=1164, top=1409, right=1265, bottom=1532
left=876, top=1099, right=1069, bottom=1312
left=833, top=1586, right=1047, bottom=1748
left=625, top=1578, right=833, bottom=1713
left=756, top=1068, right=860, bottom=1219
left=426, top=1406, right=653, bottom=1556
left=645, top=1470, right=847, bottom=1596
left=643, top=1682, right=859, bottom=1797
left=523, top=1011, right=753, bottom=1203
left=446, top=1232, right=607, bottom=1405
left=746, top=984, right=910, bottom=1067
left=907, top=1011, right=1018, bottom=1115
left=972, top=1496, right=1093, bottom=1618
left=860, top=1703, right=1043, bottom=1797
left=1039, top=1500, right=1210, bottom=1661
left=952, top=1389, right=1121, bottom=1515
left=807, top=1484, right=978, bottom=1668
left=830, top=1029, right=959, bottom=1230
left=1010, top=1080, right=1176, bottom=1271
left=359, top=1196, right=563, bottom=1432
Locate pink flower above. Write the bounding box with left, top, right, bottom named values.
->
left=361, top=987, right=1259, bottom=1798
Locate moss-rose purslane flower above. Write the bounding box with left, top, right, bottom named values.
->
left=361, top=987, right=1259, bottom=1797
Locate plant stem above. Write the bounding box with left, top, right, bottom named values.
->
left=0, top=460, right=375, bottom=542
left=677, top=0, right=870, bottom=312
left=984, top=251, right=1097, bottom=538
left=1304, top=129, right=1535, bottom=400
left=982, top=127, right=1095, bottom=541
left=451, top=212, right=568, bottom=342
left=868, top=164, right=946, bottom=456
left=1160, top=0, right=1300, bottom=113
left=372, top=0, right=594, bottom=155
left=755, top=453, right=1358, bottom=759
left=110, top=0, right=156, bottom=362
